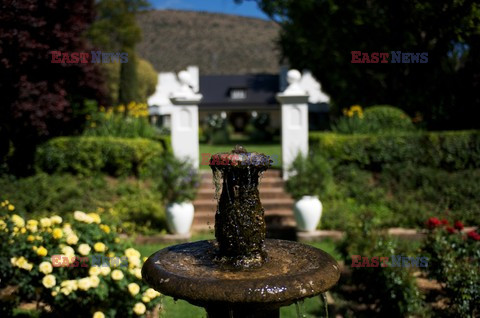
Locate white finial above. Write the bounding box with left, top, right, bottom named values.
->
left=282, top=69, right=306, bottom=95
left=178, top=70, right=192, bottom=86
left=171, top=70, right=200, bottom=100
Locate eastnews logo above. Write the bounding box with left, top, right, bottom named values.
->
left=351, top=255, right=428, bottom=267
left=51, top=51, right=128, bottom=64
left=52, top=254, right=128, bottom=268
left=351, top=51, right=428, bottom=63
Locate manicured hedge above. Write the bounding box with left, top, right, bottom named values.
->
left=309, top=131, right=480, bottom=170
left=36, top=136, right=171, bottom=176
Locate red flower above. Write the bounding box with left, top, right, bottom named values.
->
left=467, top=231, right=480, bottom=241
left=454, top=221, right=464, bottom=231
left=440, top=219, right=449, bottom=225
left=446, top=226, right=455, bottom=234
left=426, top=217, right=442, bottom=228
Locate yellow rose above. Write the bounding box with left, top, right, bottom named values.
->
left=50, top=216, right=62, bottom=225
left=89, top=266, right=101, bottom=276
left=93, top=312, right=105, bottom=318
left=8, top=204, right=15, bottom=211
left=125, top=248, right=141, bottom=258
left=0, top=220, right=6, bottom=230
left=100, top=266, right=111, bottom=276
left=40, top=218, right=51, bottom=227
left=66, top=234, right=79, bottom=245
left=61, top=246, right=75, bottom=257
left=37, top=246, right=48, bottom=257
left=51, top=291, right=58, bottom=297
left=39, top=261, right=53, bottom=274
left=27, top=235, right=35, bottom=242
left=100, top=224, right=110, bottom=233
left=20, top=227, right=26, bottom=234
left=111, top=269, right=124, bottom=281
left=88, top=213, right=101, bottom=224
left=52, top=228, right=63, bottom=239
left=11, top=214, right=25, bottom=227
left=128, top=283, right=140, bottom=296
left=90, top=275, right=100, bottom=288
left=128, top=256, right=141, bottom=269
left=94, top=242, right=106, bottom=253
left=141, top=296, right=150, bottom=303
left=78, top=244, right=91, bottom=256
left=131, top=268, right=142, bottom=279
left=133, top=302, right=146, bottom=315
left=73, top=211, right=87, bottom=222
left=78, top=277, right=91, bottom=291
left=42, top=275, right=56, bottom=288
left=26, top=220, right=38, bottom=232
left=145, top=288, right=159, bottom=299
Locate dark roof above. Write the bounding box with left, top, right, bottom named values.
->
left=199, top=74, right=279, bottom=109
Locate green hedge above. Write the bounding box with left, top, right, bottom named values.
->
left=36, top=136, right=171, bottom=176
left=309, top=131, right=480, bottom=170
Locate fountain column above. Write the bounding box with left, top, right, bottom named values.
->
left=276, top=69, right=309, bottom=180
left=170, top=70, right=202, bottom=168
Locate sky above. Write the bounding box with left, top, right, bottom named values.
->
left=150, top=0, right=270, bottom=20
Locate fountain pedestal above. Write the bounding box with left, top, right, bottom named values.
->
left=142, top=147, right=340, bottom=317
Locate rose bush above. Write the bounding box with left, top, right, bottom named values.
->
left=0, top=200, right=162, bottom=317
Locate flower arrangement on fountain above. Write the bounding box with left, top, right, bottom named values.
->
left=0, top=201, right=162, bottom=317
left=421, top=217, right=479, bottom=316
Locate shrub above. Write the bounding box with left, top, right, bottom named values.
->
left=203, top=114, right=231, bottom=144
left=422, top=217, right=480, bottom=317
left=36, top=136, right=170, bottom=177
left=285, top=153, right=333, bottom=200
left=0, top=204, right=162, bottom=317
left=245, top=113, right=274, bottom=142
left=309, top=130, right=480, bottom=171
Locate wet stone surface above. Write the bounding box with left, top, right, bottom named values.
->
left=142, top=239, right=340, bottom=309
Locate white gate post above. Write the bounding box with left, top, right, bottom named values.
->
left=170, top=70, right=202, bottom=168
left=276, top=69, right=309, bottom=180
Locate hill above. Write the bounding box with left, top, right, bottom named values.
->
left=136, top=10, right=281, bottom=75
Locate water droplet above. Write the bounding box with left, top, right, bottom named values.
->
left=320, top=292, right=328, bottom=318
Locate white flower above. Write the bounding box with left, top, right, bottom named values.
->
left=133, top=302, right=146, bottom=315
left=111, top=269, right=124, bottom=281
left=42, top=275, right=56, bottom=288
left=78, top=277, right=92, bottom=291
left=128, top=283, right=140, bottom=296
left=78, top=244, right=91, bottom=256
left=39, top=261, right=53, bottom=274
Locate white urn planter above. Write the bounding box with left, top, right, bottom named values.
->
left=293, top=195, right=322, bottom=232
left=165, top=202, right=194, bottom=234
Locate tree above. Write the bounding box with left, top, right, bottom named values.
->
left=0, top=0, right=106, bottom=176
left=87, top=0, right=150, bottom=107
left=244, top=0, right=480, bottom=129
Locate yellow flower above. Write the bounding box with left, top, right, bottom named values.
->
left=128, top=283, right=140, bottom=296
left=89, top=266, right=101, bottom=276
left=40, top=218, right=51, bottom=227
left=90, top=275, right=100, bottom=288
left=125, top=248, right=141, bottom=258
left=11, top=214, right=25, bottom=227
left=88, top=213, right=101, bottom=224
left=52, top=228, right=63, bottom=239
left=20, top=227, right=27, bottom=234
left=50, top=216, right=63, bottom=225
left=111, top=269, right=124, bottom=281
left=100, top=266, right=111, bottom=276
left=93, top=312, right=105, bottom=318
left=37, top=246, right=48, bottom=257
left=39, top=261, right=53, bottom=274
left=131, top=268, right=142, bottom=279
left=27, top=235, right=35, bottom=242
left=114, top=237, right=120, bottom=243
left=61, top=246, right=75, bottom=258
left=51, top=291, right=58, bottom=297
left=99, top=224, right=110, bottom=233
left=145, top=288, right=159, bottom=299
left=142, top=296, right=150, bottom=303
left=66, top=233, right=79, bottom=245
left=78, top=244, right=91, bottom=256
left=8, top=204, right=15, bottom=211
left=42, top=275, right=56, bottom=288
left=26, top=220, right=38, bottom=232
left=73, top=211, right=87, bottom=222
left=0, top=220, right=6, bottom=230
left=78, top=277, right=92, bottom=291
left=94, top=242, right=106, bottom=253
left=133, top=302, right=146, bottom=315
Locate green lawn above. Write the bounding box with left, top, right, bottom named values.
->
left=199, top=142, right=282, bottom=170
left=135, top=235, right=339, bottom=318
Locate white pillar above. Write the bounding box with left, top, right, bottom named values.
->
left=276, top=69, right=309, bottom=180
left=170, top=70, right=202, bottom=168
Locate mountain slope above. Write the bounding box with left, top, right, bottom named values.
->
left=136, top=10, right=281, bottom=75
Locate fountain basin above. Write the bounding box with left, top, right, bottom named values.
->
left=142, top=239, right=340, bottom=315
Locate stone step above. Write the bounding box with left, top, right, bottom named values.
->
left=195, top=188, right=291, bottom=200
left=192, top=209, right=295, bottom=229
left=193, top=198, right=294, bottom=212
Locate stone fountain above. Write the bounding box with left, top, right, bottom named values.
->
left=142, top=146, right=340, bottom=317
